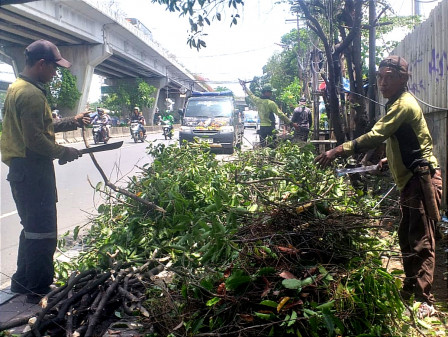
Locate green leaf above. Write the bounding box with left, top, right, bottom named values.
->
left=282, top=279, right=302, bottom=290
left=316, top=300, right=335, bottom=310
left=248, top=204, right=258, bottom=212
left=260, top=300, right=278, bottom=308
left=303, top=308, right=318, bottom=317
left=225, top=269, right=251, bottom=290
left=192, top=317, right=205, bottom=334
left=95, top=181, right=103, bottom=191
left=254, top=312, right=273, bottom=320
left=200, top=278, right=214, bottom=291
left=256, top=267, right=276, bottom=276
left=181, top=284, right=188, bottom=299
left=288, top=310, right=297, bottom=327
left=73, top=226, right=80, bottom=241
left=206, top=297, right=221, bottom=307
left=300, top=276, right=315, bottom=287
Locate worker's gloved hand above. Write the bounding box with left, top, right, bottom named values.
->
left=59, top=147, right=81, bottom=165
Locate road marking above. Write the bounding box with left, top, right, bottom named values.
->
left=0, top=210, right=18, bottom=220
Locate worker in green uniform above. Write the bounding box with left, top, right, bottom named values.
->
left=239, top=80, right=292, bottom=147
left=1, top=40, right=89, bottom=304
left=314, top=55, right=442, bottom=319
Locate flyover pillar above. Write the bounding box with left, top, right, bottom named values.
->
left=144, top=78, right=168, bottom=126
left=58, top=44, right=112, bottom=114
left=3, top=43, right=112, bottom=116
left=2, top=46, right=27, bottom=80
left=173, top=94, right=187, bottom=115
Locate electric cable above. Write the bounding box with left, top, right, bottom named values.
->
left=174, top=45, right=279, bottom=59
left=414, top=0, right=441, bottom=3
left=409, top=91, right=448, bottom=111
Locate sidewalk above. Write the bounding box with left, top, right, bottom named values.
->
left=0, top=289, right=41, bottom=334
left=0, top=244, right=82, bottom=333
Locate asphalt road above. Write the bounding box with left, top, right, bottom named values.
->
left=0, top=128, right=258, bottom=289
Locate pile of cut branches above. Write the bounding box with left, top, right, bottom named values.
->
left=9, top=141, right=413, bottom=336
left=0, top=261, right=165, bottom=337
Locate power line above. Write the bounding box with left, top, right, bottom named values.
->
left=414, top=0, right=441, bottom=3
left=409, top=91, right=448, bottom=112
left=174, top=45, right=280, bottom=59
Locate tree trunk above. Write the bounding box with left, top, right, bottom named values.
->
left=295, top=0, right=364, bottom=145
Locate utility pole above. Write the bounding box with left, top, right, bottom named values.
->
left=296, top=14, right=302, bottom=81
left=414, top=0, right=421, bottom=16
left=368, top=0, right=377, bottom=128
left=312, top=46, right=319, bottom=140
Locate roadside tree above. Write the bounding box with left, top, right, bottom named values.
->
left=101, top=78, right=156, bottom=124
left=45, top=68, right=81, bottom=115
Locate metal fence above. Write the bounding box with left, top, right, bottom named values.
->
left=393, top=0, right=448, bottom=207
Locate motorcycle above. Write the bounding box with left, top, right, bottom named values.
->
left=162, top=120, right=174, bottom=140
left=92, top=123, right=109, bottom=144
left=130, top=122, right=146, bottom=143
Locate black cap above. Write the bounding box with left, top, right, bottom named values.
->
left=25, top=39, right=71, bottom=68
left=379, top=55, right=408, bottom=74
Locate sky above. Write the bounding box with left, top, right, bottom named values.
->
left=100, top=0, right=294, bottom=97
left=0, top=0, right=444, bottom=100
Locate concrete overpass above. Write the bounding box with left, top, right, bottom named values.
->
left=0, top=0, right=207, bottom=123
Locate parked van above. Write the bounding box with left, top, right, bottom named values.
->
left=179, top=91, right=244, bottom=153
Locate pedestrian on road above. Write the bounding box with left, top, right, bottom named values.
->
left=1, top=39, right=90, bottom=304
left=239, top=80, right=292, bottom=147
left=314, top=55, right=442, bottom=319
left=291, top=98, right=312, bottom=141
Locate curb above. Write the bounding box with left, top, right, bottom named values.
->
left=55, top=125, right=173, bottom=145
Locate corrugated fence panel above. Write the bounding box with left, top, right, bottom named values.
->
left=392, top=0, right=448, bottom=207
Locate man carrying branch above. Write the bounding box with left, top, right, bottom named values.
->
left=314, top=55, right=442, bottom=319
left=239, top=80, right=292, bottom=147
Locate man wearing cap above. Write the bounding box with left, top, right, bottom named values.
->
left=292, top=98, right=312, bottom=141
left=314, top=55, right=442, bottom=318
left=239, top=80, right=292, bottom=147
left=1, top=39, right=90, bottom=303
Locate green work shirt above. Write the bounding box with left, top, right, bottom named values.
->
left=246, top=89, right=291, bottom=127
left=1, top=75, right=69, bottom=166
left=342, top=91, right=438, bottom=191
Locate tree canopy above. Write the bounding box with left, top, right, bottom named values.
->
left=101, top=78, right=156, bottom=115
left=151, top=0, right=244, bottom=50
left=45, top=68, right=81, bottom=114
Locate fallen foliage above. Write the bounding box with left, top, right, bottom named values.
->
left=7, top=141, right=424, bottom=336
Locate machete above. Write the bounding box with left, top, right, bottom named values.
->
left=335, top=164, right=380, bottom=177
left=59, top=141, right=123, bottom=165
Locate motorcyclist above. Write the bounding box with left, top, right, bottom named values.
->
left=129, top=107, right=146, bottom=136
left=162, top=111, right=174, bottom=124
left=91, top=108, right=110, bottom=140
left=161, top=110, right=174, bottom=136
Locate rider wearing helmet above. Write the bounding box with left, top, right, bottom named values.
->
left=91, top=107, right=111, bottom=140
left=130, top=107, right=146, bottom=135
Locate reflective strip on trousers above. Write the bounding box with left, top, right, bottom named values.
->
left=24, top=231, right=57, bottom=239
